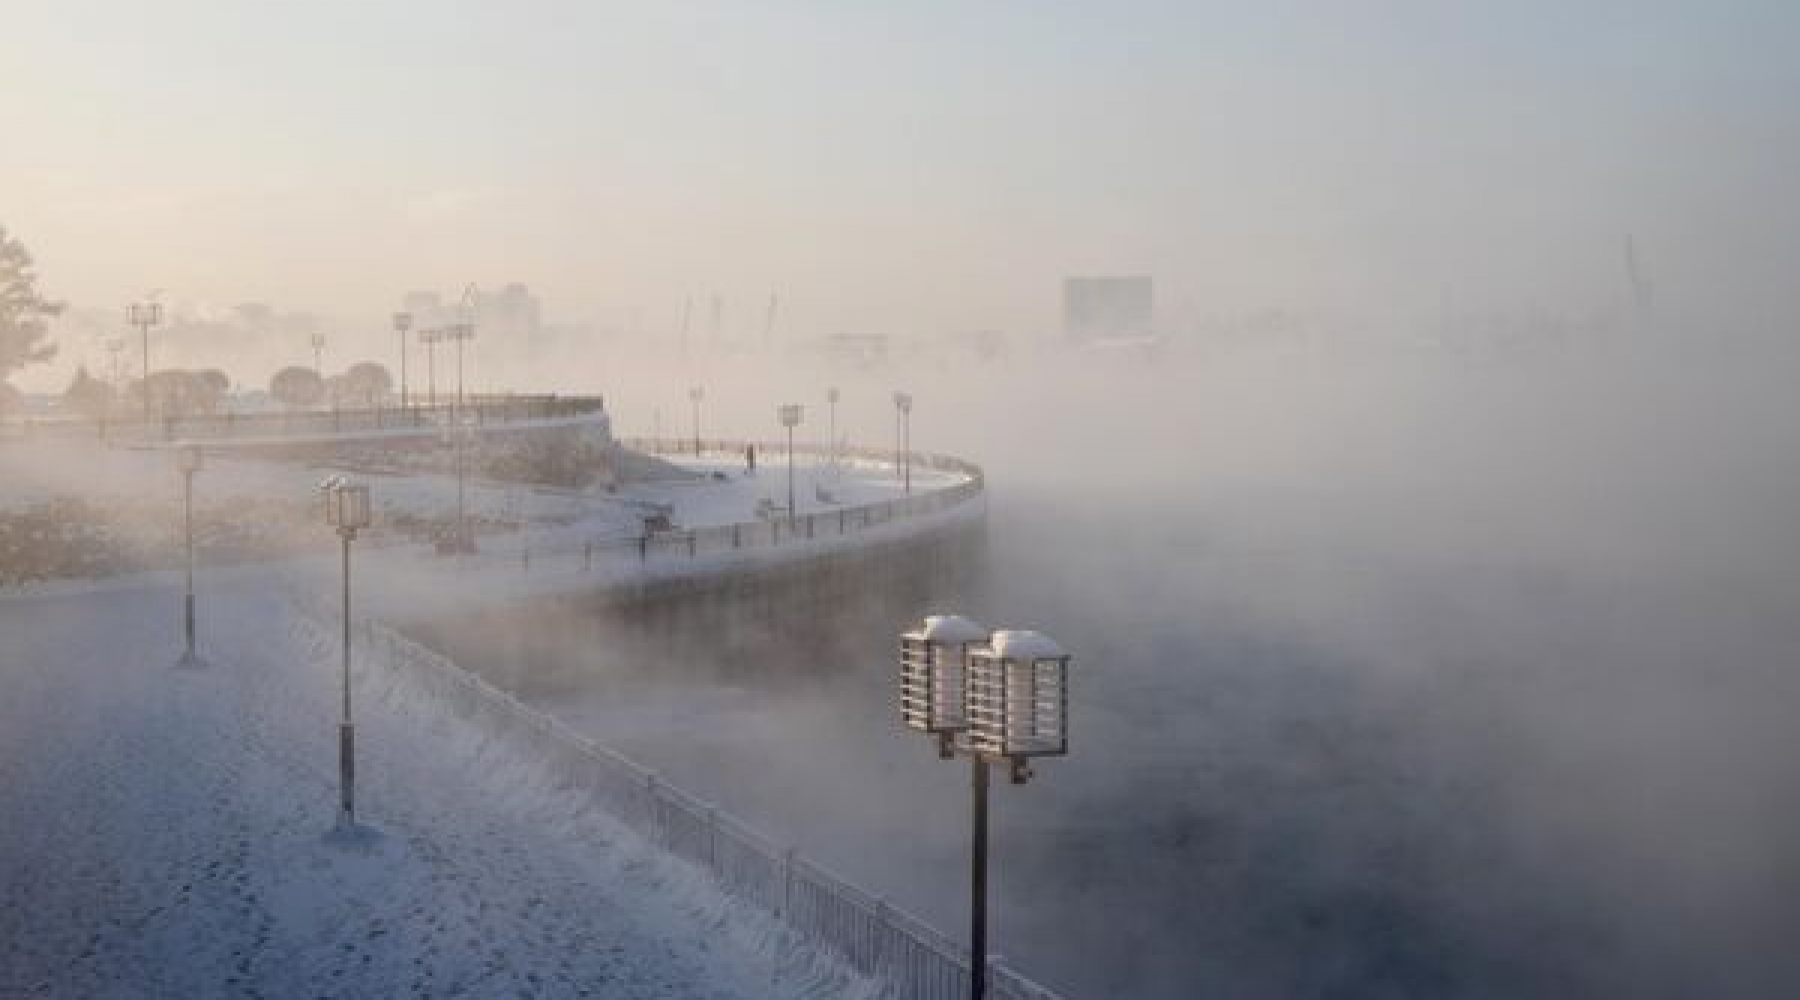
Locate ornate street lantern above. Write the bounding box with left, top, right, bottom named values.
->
left=966, top=630, right=1069, bottom=784
left=900, top=614, right=988, bottom=757
left=321, top=476, right=371, bottom=536
left=894, top=617, right=1071, bottom=1000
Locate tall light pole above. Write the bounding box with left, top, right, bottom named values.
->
left=778, top=404, right=802, bottom=524
left=309, top=333, right=326, bottom=378
left=455, top=283, right=480, bottom=412
left=436, top=412, right=477, bottom=554
left=320, top=476, right=372, bottom=829
left=128, top=300, right=163, bottom=424
left=893, top=391, right=913, bottom=494
left=392, top=312, right=412, bottom=410
left=688, top=386, right=704, bottom=455
left=420, top=328, right=441, bottom=407
left=445, top=322, right=475, bottom=414
left=176, top=444, right=203, bottom=667
left=105, top=338, right=126, bottom=392
left=899, top=619, right=1072, bottom=1000
left=826, top=387, right=839, bottom=471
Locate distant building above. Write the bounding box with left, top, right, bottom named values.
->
left=1062, top=276, right=1154, bottom=344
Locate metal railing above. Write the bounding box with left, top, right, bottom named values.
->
left=443, top=435, right=984, bottom=578
left=357, top=614, right=1065, bottom=1000
left=2, top=394, right=607, bottom=443
left=464, top=433, right=979, bottom=561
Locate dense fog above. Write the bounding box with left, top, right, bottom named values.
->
left=385, top=329, right=1800, bottom=998
left=7, top=4, right=1799, bottom=996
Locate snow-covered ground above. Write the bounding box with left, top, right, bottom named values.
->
left=0, top=431, right=967, bottom=589
left=0, top=424, right=984, bottom=996
left=0, top=580, right=873, bottom=998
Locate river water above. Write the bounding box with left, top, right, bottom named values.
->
left=413, top=353, right=1800, bottom=999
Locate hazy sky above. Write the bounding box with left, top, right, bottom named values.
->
left=5, top=1, right=1797, bottom=335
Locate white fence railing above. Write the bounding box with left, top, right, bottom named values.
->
left=356, top=615, right=1066, bottom=1000
left=3, top=395, right=607, bottom=444
left=447, top=436, right=985, bottom=578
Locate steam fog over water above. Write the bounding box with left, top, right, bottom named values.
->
left=11, top=5, right=1800, bottom=997
left=412, top=345, right=1800, bottom=999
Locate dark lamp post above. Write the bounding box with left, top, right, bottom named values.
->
left=320, top=476, right=372, bottom=828
left=892, top=391, right=913, bottom=494
left=897, top=617, right=1071, bottom=1000
left=128, top=301, right=163, bottom=424
left=826, top=387, right=839, bottom=470
left=176, top=443, right=203, bottom=667
left=778, top=403, right=802, bottom=523
left=689, top=386, right=704, bottom=455
left=393, top=312, right=412, bottom=410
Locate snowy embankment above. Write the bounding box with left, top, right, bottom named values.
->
left=0, top=425, right=982, bottom=616
left=0, top=580, right=874, bottom=998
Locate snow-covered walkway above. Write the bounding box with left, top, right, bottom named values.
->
left=0, top=582, right=869, bottom=998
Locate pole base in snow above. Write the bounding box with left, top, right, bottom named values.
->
left=322, top=818, right=385, bottom=852
left=173, top=650, right=207, bottom=670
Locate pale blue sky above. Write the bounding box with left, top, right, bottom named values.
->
left=4, top=1, right=1796, bottom=334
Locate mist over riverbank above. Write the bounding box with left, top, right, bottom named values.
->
left=410, top=344, right=1800, bottom=998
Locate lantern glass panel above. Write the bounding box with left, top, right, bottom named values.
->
left=900, top=633, right=970, bottom=733
left=340, top=485, right=372, bottom=529
left=966, top=644, right=1069, bottom=761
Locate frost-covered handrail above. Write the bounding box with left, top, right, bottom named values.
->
left=346, top=611, right=1067, bottom=1000
left=461, top=436, right=986, bottom=585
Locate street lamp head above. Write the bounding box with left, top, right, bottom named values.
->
left=447, top=322, right=476, bottom=342
left=900, top=614, right=989, bottom=756
left=310, top=333, right=326, bottom=349
left=893, top=391, right=913, bottom=414
left=966, top=630, right=1070, bottom=783
left=321, top=477, right=372, bottom=534
left=827, top=387, right=840, bottom=404
left=778, top=403, right=803, bottom=428
left=175, top=442, right=203, bottom=475
left=689, top=386, right=704, bottom=403
left=127, top=302, right=163, bottom=327
left=393, top=312, right=413, bottom=333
